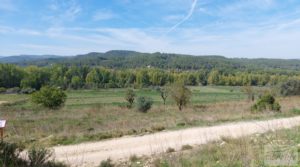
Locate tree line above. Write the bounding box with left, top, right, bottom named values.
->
left=0, top=64, right=299, bottom=90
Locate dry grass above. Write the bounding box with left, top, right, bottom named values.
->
left=120, top=126, right=300, bottom=167
left=0, top=96, right=299, bottom=147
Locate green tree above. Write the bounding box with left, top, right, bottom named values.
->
left=0, top=64, right=24, bottom=88
left=86, top=68, right=101, bottom=88
left=71, top=76, right=83, bottom=89
left=157, top=86, right=169, bottom=105
left=207, top=70, right=220, bottom=85
left=32, top=86, right=67, bottom=109
left=125, top=89, right=136, bottom=108
left=242, top=85, right=255, bottom=101
left=20, top=66, right=50, bottom=90
left=170, top=83, right=192, bottom=111
left=136, top=70, right=150, bottom=87
left=278, top=79, right=300, bottom=96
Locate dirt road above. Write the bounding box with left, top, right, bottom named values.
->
left=53, top=116, right=300, bottom=167
left=0, top=101, right=8, bottom=105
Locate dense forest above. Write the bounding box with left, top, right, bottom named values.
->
left=1, top=50, right=300, bottom=90
left=0, top=63, right=299, bottom=90
left=2, top=50, right=300, bottom=71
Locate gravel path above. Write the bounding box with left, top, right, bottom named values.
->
left=53, top=116, right=300, bottom=167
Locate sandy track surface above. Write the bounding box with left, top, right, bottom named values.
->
left=0, top=101, right=8, bottom=104
left=53, top=116, right=300, bottom=167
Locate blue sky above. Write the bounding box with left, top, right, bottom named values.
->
left=1, top=0, right=300, bottom=58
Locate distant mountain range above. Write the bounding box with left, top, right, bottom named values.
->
left=0, top=55, right=61, bottom=63
left=1, top=50, right=300, bottom=71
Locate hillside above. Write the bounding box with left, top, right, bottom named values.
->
left=0, top=55, right=60, bottom=63
left=1, top=50, right=300, bottom=71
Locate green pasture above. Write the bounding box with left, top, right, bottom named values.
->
left=0, top=86, right=246, bottom=109
left=64, top=86, right=245, bottom=108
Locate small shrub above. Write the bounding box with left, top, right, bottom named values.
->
left=32, top=86, right=67, bottom=109
left=0, top=87, right=6, bottom=94
left=125, top=89, right=136, bottom=108
left=176, top=122, right=186, bottom=127
left=166, top=147, right=175, bottom=153
left=28, top=146, right=53, bottom=167
left=251, top=94, right=281, bottom=112
left=136, top=96, right=153, bottom=113
left=181, top=145, right=193, bottom=150
left=0, top=141, right=25, bottom=166
left=129, top=154, right=139, bottom=162
left=99, top=158, right=114, bottom=167
left=151, top=125, right=165, bottom=132
left=0, top=141, right=66, bottom=167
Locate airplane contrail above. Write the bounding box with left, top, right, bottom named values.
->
left=166, top=0, right=198, bottom=34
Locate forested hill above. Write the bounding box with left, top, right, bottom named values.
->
left=1, top=50, right=300, bottom=71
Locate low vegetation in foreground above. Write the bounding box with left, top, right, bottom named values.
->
left=0, top=141, right=66, bottom=167
left=116, top=126, right=300, bottom=167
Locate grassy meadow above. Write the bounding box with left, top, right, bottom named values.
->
left=65, top=86, right=245, bottom=108
left=0, top=86, right=299, bottom=147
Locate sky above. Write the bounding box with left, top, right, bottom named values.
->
left=1, top=0, right=300, bottom=58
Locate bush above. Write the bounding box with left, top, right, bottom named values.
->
left=279, top=79, right=300, bottom=96
left=136, top=96, right=153, bottom=113
left=28, top=146, right=53, bottom=167
left=166, top=147, right=175, bottom=153
left=0, top=141, right=66, bottom=167
left=181, top=145, right=193, bottom=150
left=32, top=86, right=67, bottom=109
left=125, top=89, right=136, bottom=108
left=251, top=94, right=281, bottom=112
left=99, top=158, right=114, bottom=167
left=0, top=141, right=26, bottom=166
left=0, top=87, right=6, bottom=94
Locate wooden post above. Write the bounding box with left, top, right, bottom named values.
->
left=0, top=120, right=6, bottom=141
left=0, top=128, right=3, bottom=141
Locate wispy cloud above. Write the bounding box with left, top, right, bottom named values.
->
left=45, top=0, right=81, bottom=26
left=93, top=10, right=116, bottom=21
left=167, top=0, right=198, bottom=34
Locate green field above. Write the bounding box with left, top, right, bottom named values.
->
left=1, top=86, right=299, bottom=147
left=0, top=86, right=246, bottom=109
left=64, top=86, right=245, bottom=108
